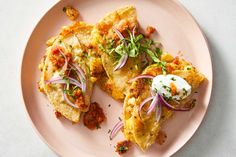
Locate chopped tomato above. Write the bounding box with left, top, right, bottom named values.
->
left=146, top=26, right=156, bottom=37
left=116, top=140, right=132, bottom=155
left=83, top=102, right=106, bottom=130
left=50, top=46, right=72, bottom=69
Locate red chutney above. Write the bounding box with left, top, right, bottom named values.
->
left=50, top=46, right=72, bottom=69
left=115, top=140, right=132, bottom=155
left=83, top=102, right=106, bottom=130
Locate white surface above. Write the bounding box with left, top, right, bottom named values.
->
left=0, top=0, right=235, bottom=156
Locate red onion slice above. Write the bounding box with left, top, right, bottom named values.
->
left=132, top=26, right=136, bottom=38
left=63, top=87, right=80, bottom=109
left=45, top=77, right=82, bottom=89
left=113, top=27, right=127, bottom=46
left=128, top=74, right=154, bottom=83
left=114, top=53, right=128, bottom=71
left=147, top=94, right=159, bottom=115
left=158, top=93, right=193, bottom=111
left=155, top=103, right=162, bottom=122
left=70, top=63, right=86, bottom=93
left=109, top=121, right=124, bottom=140
left=138, top=96, right=154, bottom=118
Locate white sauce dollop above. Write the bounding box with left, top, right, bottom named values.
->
left=151, top=74, right=191, bottom=100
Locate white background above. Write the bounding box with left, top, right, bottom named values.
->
left=0, top=0, right=235, bottom=156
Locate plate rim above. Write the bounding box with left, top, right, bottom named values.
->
left=20, top=0, right=213, bottom=156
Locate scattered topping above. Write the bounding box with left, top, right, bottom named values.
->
left=114, top=53, right=128, bottom=71
left=170, top=82, right=177, bottom=96
left=115, top=140, right=132, bottom=155
left=152, top=74, right=191, bottom=100
left=83, top=102, right=106, bottom=130
left=50, top=47, right=71, bottom=70
left=74, top=89, right=87, bottom=110
left=184, top=65, right=193, bottom=71
left=111, top=28, right=166, bottom=72
left=128, top=74, right=154, bottom=83
left=138, top=96, right=154, bottom=118
left=63, top=6, right=79, bottom=21
left=63, top=87, right=82, bottom=110
left=54, top=111, right=62, bottom=118
left=146, top=26, right=156, bottom=37
left=110, top=121, right=124, bottom=140
left=70, top=63, right=86, bottom=93
left=158, top=93, right=194, bottom=111
left=45, top=76, right=82, bottom=89
left=156, top=131, right=167, bottom=145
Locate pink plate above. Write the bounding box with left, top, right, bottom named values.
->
left=21, top=0, right=212, bottom=157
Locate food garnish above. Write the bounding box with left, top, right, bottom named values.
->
left=63, top=6, right=79, bottom=21
left=115, top=140, right=132, bottom=155
left=83, top=102, right=106, bottom=130
left=110, top=121, right=124, bottom=140
left=111, top=27, right=166, bottom=73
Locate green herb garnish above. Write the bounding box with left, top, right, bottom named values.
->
left=171, top=77, right=176, bottom=81
left=112, top=29, right=166, bottom=72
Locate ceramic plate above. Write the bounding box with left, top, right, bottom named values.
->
left=21, top=0, right=212, bottom=156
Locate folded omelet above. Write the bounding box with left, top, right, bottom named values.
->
left=91, top=6, right=142, bottom=100
left=123, top=53, right=205, bottom=151
left=38, top=22, right=96, bottom=123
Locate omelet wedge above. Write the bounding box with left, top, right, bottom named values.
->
left=91, top=6, right=142, bottom=100
left=123, top=53, right=205, bottom=151
left=38, top=21, right=96, bottom=123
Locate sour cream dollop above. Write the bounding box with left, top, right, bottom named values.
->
left=151, top=74, right=191, bottom=100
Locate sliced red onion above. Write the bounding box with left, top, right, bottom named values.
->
left=63, top=87, right=80, bottom=109
left=138, top=96, right=154, bottom=118
left=158, top=93, right=192, bottom=111
left=114, top=53, right=128, bottom=71
left=147, top=94, right=159, bottom=115
left=57, top=47, right=68, bottom=73
left=45, top=77, right=82, bottom=89
left=70, top=63, right=86, bottom=93
left=109, top=121, right=124, bottom=140
left=113, top=27, right=127, bottom=46
left=132, top=26, right=136, bottom=38
left=155, top=103, right=162, bottom=122
left=45, top=76, right=63, bottom=83
left=128, top=74, right=154, bottom=83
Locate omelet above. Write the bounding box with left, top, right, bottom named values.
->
left=91, top=6, right=142, bottom=100
left=38, top=21, right=96, bottom=123
left=123, top=53, right=205, bottom=151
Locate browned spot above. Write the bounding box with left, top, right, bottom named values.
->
left=54, top=111, right=62, bottom=118
left=156, top=130, right=167, bottom=145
